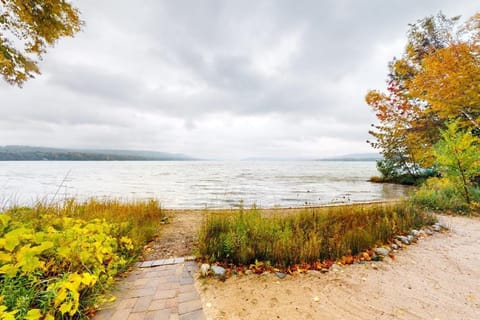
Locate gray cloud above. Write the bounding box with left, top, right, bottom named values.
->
left=1, top=0, right=477, bottom=158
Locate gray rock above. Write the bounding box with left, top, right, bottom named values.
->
left=371, top=254, right=382, bottom=261
left=433, top=224, right=441, bottom=232
left=275, top=272, right=287, bottom=279
left=411, top=229, right=420, bottom=237
left=330, top=264, right=342, bottom=272
left=391, top=243, right=399, bottom=250
left=424, top=228, right=434, bottom=235
left=407, top=235, right=415, bottom=242
left=397, top=235, right=410, bottom=245
left=200, top=263, right=210, bottom=277
left=211, top=266, right=226, bottom=279
left=374, top=247, right=391, bottom=256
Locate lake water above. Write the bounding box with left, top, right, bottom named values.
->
left=0, top=161, right=411, bottom=209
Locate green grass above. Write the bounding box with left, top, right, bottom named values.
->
left=198, top=202, right=436, bottom=267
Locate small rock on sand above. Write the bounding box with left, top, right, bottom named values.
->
left=211, top=266, right=226, bottom=279
left=330, top=264, right=342, bottom=272
left=200, top=263, right=210, bottom=277
left=374, top=247, right=391, bottom=256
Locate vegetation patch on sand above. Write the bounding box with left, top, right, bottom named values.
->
left=0, top=199, right=164, bottom=319
left=198, top=202, right=435, bottom=268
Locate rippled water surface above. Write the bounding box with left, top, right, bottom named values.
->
left=0, top=161, right=411, bottom=209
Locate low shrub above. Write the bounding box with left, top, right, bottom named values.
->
left=198, top=203, right=435, bottom=267
left=0, top=199, right=164, bottom=319
left=410, top=177, right=480, bottom=213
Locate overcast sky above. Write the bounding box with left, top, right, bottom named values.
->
left=1, top=1, right=477, bottom=159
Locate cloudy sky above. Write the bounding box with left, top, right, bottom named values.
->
left=1, top=1, right=477, bottom=159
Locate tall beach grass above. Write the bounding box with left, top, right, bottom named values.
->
left=198, top=202, right=435, bottom=267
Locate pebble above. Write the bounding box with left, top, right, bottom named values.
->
left=320, top=268, right=329, bottom=273
left=433, top=225, right=441, bottom=232
left=244, top=270, right=253, bottom=276
left=200, top=263, right=210, bottom=277
left=397, top=235, right=410, bottom=245
left=330, top=264, right=342, bottom=272
left=275, top=272, right=287, bottom=279
left=372, top=263, right=378, bottom=270
left=411, top=229, right=420, bottom=237
left=425, top=228, right=434, bottom=235
left=391, top=243, right=399, bottom=250
left=211, top=266, right=226, bottom=279
left=407, top=235, right=415, bottom=242
left=371, top=254, right=382, bottom=261
left=374, top=247, right=391, bottom=256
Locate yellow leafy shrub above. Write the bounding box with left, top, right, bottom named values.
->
left=0, top=212, right=136, bottom=319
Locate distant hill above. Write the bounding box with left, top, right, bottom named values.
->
left=317, top=153, right=382, bottom=161
left=0, top=146, right=194, bottom=161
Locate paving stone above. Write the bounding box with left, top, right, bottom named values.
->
left=94, top=257, right=202, bottom=320
left=124, top=287, right=156, bottom=299
left=178, top=291, right=200, bottom=303
left=179, top=309, right=206, bottom=320
left=179, top=277, right=194, bottom=285
left=178, top=300, right=202, bottom=315
left=93, top=309, right=115, bottom=320
left=166, top=276, right=181, bottom=283
left=133, top=295, right=153, bottom=313
left=133, top=278, right=149, bottom=287
left=140, top=261, right=154, bottom=268
left=127, top=312, right=145, bottom=320
left=179, top=284, right=196, bottom=293
left=165, top=297, right=179, bottom=310
left=112, top=308, right=133, bottom=320
left=148, top=299, right=167, bottom=311
left=174, top=257, right=185, bottom=264
left=145, top=309, right=171, bottom=320
left=151, top=259, right=166, bottom=267
left=163, top=258, right=176, bottom=265
left=116, top=297, right=138, bottom=309
left=154, top=289, right=177, bottom=299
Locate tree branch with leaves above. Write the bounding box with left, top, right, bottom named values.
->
left=0, top=0, right=83, bottom=86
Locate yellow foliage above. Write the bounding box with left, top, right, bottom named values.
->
left=0, top=209, right=136, bottom=319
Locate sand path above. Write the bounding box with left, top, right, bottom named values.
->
left=198, top=215, right=480, bottom=320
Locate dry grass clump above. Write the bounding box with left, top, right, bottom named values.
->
left=198, top=202, right=435, bottom=267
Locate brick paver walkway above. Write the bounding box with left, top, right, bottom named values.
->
left=94, top=257, right=205, bottom=320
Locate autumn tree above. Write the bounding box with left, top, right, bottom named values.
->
left=0, top=0, right=82, bottom=86
left=434, top=121, right=480, bottom=204
left=366, top=11, right=480, bottom=183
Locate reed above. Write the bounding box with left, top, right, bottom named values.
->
left=5, top=198, right=165, bottom=252
left=198, top=202, right=435, bottom=267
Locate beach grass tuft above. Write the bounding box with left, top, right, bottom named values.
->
left=198, top=202, right=435, bottom=267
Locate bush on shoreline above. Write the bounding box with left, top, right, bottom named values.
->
left=0, top=199, right=164, bottom=319
left=198, top=203, right=435, bottom=267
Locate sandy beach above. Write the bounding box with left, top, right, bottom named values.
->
left=197, top=214, right=480, bottom=320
